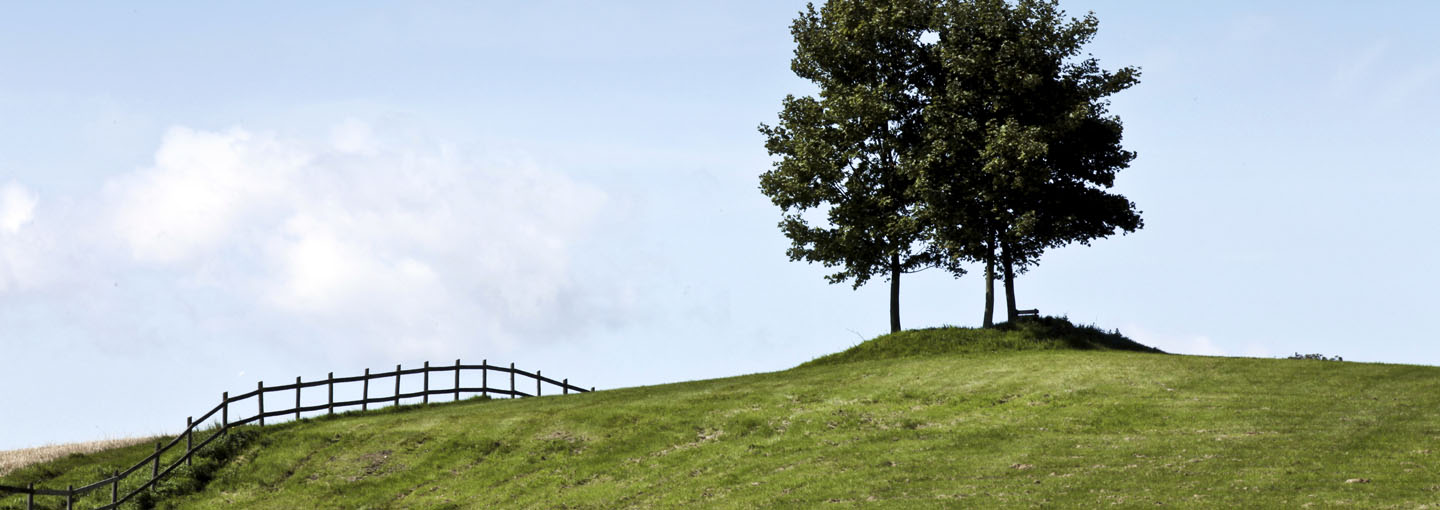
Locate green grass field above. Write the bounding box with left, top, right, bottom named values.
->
left=5, top=319, right=1439, bottom=508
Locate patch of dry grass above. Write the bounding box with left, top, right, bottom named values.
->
left=0, top=437, right=152, bottom=477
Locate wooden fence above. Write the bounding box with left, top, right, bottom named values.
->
left=0, top=359, right=591, bottom=510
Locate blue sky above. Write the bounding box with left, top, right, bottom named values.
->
left=2, top=1, right=1438, bottom=450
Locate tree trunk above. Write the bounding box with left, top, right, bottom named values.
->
left=982, top=238, right=995, bottom=328
left=889, top=253, right=901, bottom=333
left=1001, top=239, right=1018, bottom=323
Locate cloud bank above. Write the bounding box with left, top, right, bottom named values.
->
left=0, top=181, right=37, bottom=235
left=0, top=181, right=42, bottom=292
left=4, top=123, right=612, bottom=358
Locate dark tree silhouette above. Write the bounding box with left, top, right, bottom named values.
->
left=760, top=0, right=952, bottom=333
left=762, top=0, right=1142, bottom=330
left=917, top=0, right=1142, bottom=325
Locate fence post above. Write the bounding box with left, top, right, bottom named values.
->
left=295, top=376, right=302, bottom=421
left=362, top=368, right=370, bottom=411
left=258, top=381, right=266, bottom=426
left=564, top=378, right=568, bottom=395
left=186, top=416, right=194, bottom=466
left=454, top=359, right=461, bottom=401
left=394, top=364, right=402, bottom=407
left=152, top=442, right=161, bottom=479
left=65, top=485, right=72, bottom=510
left=26, top=482, right=33, bottom=510
left=482, top=359, right=488, bottom=397
left=111, top=471, right=118, bottom=504
left=222, top=392, right=229, bottom=434
left=510, top=362, right=515, bottom=398
left=537, top=370, right=542, bottom=397
left=423, top=361, right=430, bottom=404
left=328, top=372, right=335, bottom=415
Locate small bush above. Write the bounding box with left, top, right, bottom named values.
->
left=1287, top=352, right=1343, bottom=362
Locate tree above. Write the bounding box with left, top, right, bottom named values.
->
left=916, top=0, right=1142, bottom=325
left=759, top=0, right=952, bottom=333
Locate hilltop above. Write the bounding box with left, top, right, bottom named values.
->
left=801, top=316, right=1162, bottom=367
left=4, top=319, right=1438, bottom=508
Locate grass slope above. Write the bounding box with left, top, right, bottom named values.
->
left=6, top=321, right=1440, bottom=508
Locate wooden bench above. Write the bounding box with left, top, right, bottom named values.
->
left=1016, top=308, right=1039, bottom=319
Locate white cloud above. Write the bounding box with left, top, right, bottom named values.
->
left=1331, top=39, right=1389, bottom=96
left=1239, top=343, right=1272, bottom=358
left=94, top=123, right=609, bottom=358
left=0, top=180, right=38, bottom=234
left=0, top=180, right=43, bottom=292
left=329, top=119, right=379, bottom=155
left=1122, top=323, right=1225, bottom=356
left=106, top=127, right=308, bottom=263
left=1225, top=14, right=1275, bottom=44
left=1329, top=39, right=1440, bottom=110
left=1379, top=60, right=1440, bottom=109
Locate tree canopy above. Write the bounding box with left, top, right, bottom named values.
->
left=917, top=0, right=1143, bottom=325
left=759, top=0, right=949, bottom=333
left=761, top=0, right=1142, bottom=331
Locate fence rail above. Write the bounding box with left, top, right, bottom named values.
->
left=0, top=359, right=591, bottom=510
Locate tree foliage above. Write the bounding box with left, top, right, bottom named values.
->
left=916, top=0, right=1142, bottom=324
left=761, top=0, right=1143, bottom=331
left=759, top=0, right=951, bottom=333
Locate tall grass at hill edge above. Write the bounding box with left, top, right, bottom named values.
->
left=0, top=438, right=156, bottom=478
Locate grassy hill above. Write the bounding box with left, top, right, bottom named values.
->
left=800, top=316, right=1162, bottom=367
left=5, top=320, right=1440, bottom=508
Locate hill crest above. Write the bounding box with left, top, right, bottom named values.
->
left=800, top=316, right=1163, bottom=368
